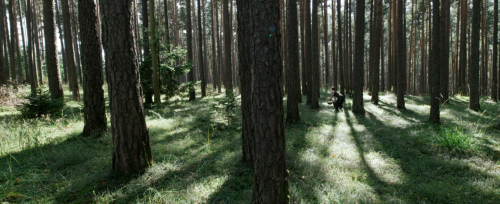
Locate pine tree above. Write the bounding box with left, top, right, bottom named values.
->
left=100, top=0, right=153, bottom=176
left=352, top=0, right=365, bottom=114
left=469, top=0, right=481, bottom=111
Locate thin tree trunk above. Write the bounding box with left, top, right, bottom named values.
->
left=187, top=0, right=195, bottom=100
left=142, top=0, right=153, bottom=105
left=396, top=0, right=405, bottom=110
left=70, top=0, right=82, bottom=85
left=150, top=0, right=161, bottom=103
left=55, top=1, right=68, bottom=84
left=429, top=0, right=441, bottom=123
left=311, top=0, right=320, bottom=109
left=337, top=0, right=343, bottom=95
left=469, top=0, right=481, bottom=111
left=492, top=0, right=498, bottom=101
left=211, top=0, right=218, bottom=92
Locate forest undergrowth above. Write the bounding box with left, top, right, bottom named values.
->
left=1, top=85, right=500, bottom=203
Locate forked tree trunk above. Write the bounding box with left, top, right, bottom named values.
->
left=100, top=0, right=153, bottom=176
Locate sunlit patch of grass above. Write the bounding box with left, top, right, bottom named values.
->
left=1, top=86, right=500, bottom=203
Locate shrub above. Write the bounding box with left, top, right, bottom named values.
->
left=17, top=87, right=65, bottom=118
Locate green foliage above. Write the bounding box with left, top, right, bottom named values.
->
left=434, top=126, right=477, bottom=154
left=17, top=86, right=64, bottom=118
left=212, top=93, right=238, bottom=125
left=140, top=26, right=193, bottom=100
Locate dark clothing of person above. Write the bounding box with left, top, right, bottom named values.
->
left=331, top=90, right=345, bottom=110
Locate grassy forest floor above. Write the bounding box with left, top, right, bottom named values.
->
left=1, top=85, right=500, bottom=203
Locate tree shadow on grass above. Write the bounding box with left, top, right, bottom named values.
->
left=347, top=108, right=500, bottom=203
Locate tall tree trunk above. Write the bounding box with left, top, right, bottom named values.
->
left=42, top=0, right=64, bottom=99
left=237, top=0, right=253, bottom=164
left=26, top=0, right=37, bottom=93
left=469, top=0, right=481, bottom=111
left=301, top=0, right=307, bottom=96
left=61, top=0, right=80, bottom=100
left=79, top=0, right=106, bottom=136
left=337, top=0, right=343, bottom=95
left=18, top=0, right=29, bottom=84
left=286, top=0, right=301, bottom=123
left=8, top=0, right=19, bottom=85
left=323, top=0, right=329, bottom=89
left=211, top=0, right=218, bottom=92
left=100, top=0, right=153, bottom=176
left=142, top=0, right=153, bottom=105
left=429, top=0, right=441, bottom=123
left=459, top=0, right=467, bottom=94
left=0, top=0, right=5, bottom=85
left=33, top=3, right=44, bottom=85
left=492, top=0, right=498, bottom=101
left=396, top=0, right=405, bottom=110
left=305, top=0, right=312, bottom=103
left=420, top=0, right=426, bottom=95
left=187, top=0, right=195, bottom=100
left=216, top=0, right=222, bottom=93
left=352, top=0, right=365, bottom=114
left=197, top=0, right=206, bottom=97
left=223, top=0, right=232, bottom=95
left=371, top=0, right=382, bottom=104
left=331, top=0, right=336, bottom=89
left=70, top=0, right=82, bottom=85
left=311, top=0, right=320, bottom=109
left=239, top=1, right=289, bottom=202
left=150, top=0, right=161, bottom=103
left=440, top=0, right=450, bottom=101
left=55, top=1, right=68, bottom=84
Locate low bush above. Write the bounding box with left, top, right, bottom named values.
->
left=17, top=87, right=65, bottom=118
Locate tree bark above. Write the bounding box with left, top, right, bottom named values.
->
left=150, top=0, right=161, bottom=103
left=310, top=0, right=320, bottom=109
left=197, top=0, right=206, bottom=97
left=493, top=0, right=498, bottom=101
left=396, top=0, right=405, bottom=110
left=459, top=0, right=467, bottom=94
left=61, top=0, right=80, bottom=100
left=337, top=0, right=344, bottom=95
left=469, top=0, right=481, bottom=111
left=429, top=0, right=441, bottom=123
left=371, top=0, right=382, bottom=104
left=301, top=0, right=307, bottom=96
left=305, top=0, right=312, bottom=104
left=237, top=0, right=253, bottom=164
left=352, top=0, right=365, bottom=114
left=187, top=0, right=195, bottom=100
left=100, top=0, right=153, bottom=176
left=0, top=0, right=4, bottom=85
left=42, top=0, right=64, bottom=99
left=223, top=0, right=232, bottom=95
left=33, top=3, right=44, bottom=85
left=242, top=1, right=289, bottom=202
left=286, top=0, right=301, bottom=123
left=8, top=0, right=19, bottom=85
left=79, top=0, right=106, bottom=136
left=141, top=0, right=153, bottom=105
left=55, top=1, right=68, bottom=84
left=211, top=0, right=218, bottom=92
left=323, top=0, right=329, bottom=89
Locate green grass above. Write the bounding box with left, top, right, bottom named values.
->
left=1, top=85, right=500, bottom=203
